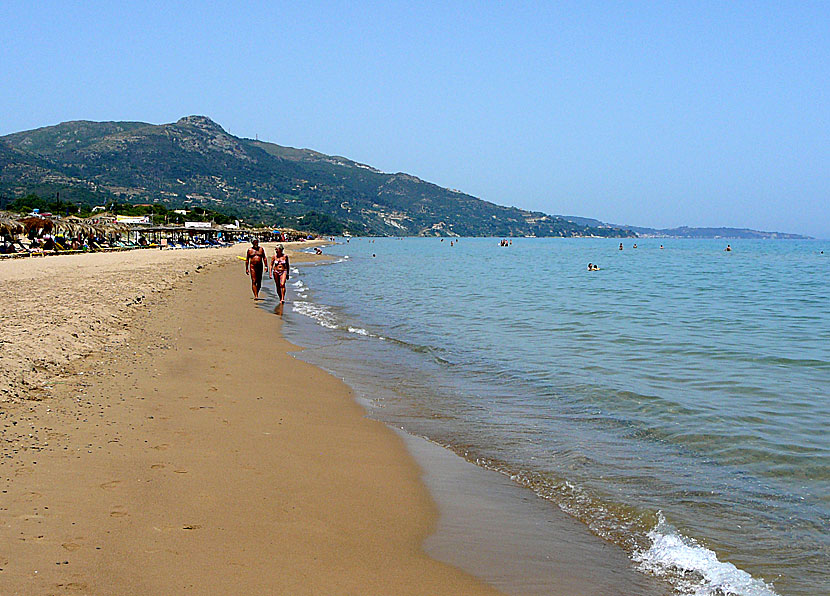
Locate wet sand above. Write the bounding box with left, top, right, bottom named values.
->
left=401, top=432, right=668, bottom=596
left=0, top=248, right=503, bottom=594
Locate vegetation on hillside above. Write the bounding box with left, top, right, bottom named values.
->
left=1, top=116, right=634, bottom=237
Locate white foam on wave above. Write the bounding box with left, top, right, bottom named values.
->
left=633, top=513, right=778, bottom=596
left=291, top=301, right=338, bottom=329
left=347, top=326, right=369, bottom=336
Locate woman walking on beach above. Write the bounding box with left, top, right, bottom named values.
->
left=270, top=244, right=290, bottom=303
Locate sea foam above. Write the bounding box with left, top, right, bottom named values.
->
left=634, top=513, right=778, bottom=596
left=291, top=301, right=338, bottom=329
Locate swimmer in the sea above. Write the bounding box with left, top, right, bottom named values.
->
left=725, top=244, right=732, bottom=252
left=619, top=243, right=623, bottom=250
left=245, top=238, right=268, bottom=300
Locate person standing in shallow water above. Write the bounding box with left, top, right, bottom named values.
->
left=270, top=244, right=290, bottom=303
left=246, top=239, right=268, bottom=300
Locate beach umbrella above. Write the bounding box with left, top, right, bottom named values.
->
left=102, top=221, right=130, bottom=234
left=55, top=216, right=96, bottom=236
left=19, top=216, right=54, bottom=235
left=0, top=213, right=23, bottom=235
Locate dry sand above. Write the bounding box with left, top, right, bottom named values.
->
left=0, top=246, right=502, bottom=594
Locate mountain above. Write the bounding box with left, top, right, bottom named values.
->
left=2, top=116, right=808, bottom=239
left=618, top=225, right=809, bottom=239
left=559, top=216, right=809, bottom=239
left=0, top=116, right=634, bottom=237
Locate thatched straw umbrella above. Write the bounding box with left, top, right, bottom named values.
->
left=19, top=216, right=54, bottom=236
left=53, top=216, right=96, bottom=237
left=0, top=213, right=23, bottom=235
left=103, top=221, right=130, bottom=234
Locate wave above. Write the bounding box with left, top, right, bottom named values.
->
left=634, top=513, right=779, bottom=596
left=468, top=454, right=780, bottom=596
left=291, top=300, right=373, bottom=338
left=291, top=301, right=339, bottom=329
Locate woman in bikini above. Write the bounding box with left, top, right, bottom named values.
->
left=270, top=244, right=290, bottom=303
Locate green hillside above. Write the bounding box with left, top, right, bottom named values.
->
left=0, top=115, right=634, bottom=237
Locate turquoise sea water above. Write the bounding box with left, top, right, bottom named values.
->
left=279, top=238, right=828, bottom=596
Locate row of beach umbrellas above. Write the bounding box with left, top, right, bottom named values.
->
left=0, top=212, right=129, bottom=237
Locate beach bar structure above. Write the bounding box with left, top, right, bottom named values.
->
left=129, top=223, right=306, bottom=245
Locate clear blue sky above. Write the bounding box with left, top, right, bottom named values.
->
left=2, top=1, right=828, bottom=237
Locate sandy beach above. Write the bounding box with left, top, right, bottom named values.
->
left=0, top=244, right=503, bottom=594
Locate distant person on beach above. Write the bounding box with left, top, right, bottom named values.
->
left=270, top=244, right=290, bottom=303
left=245, top=239, right=268, bottom=300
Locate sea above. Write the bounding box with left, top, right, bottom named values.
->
left=272, top=237, right=828, bottom=596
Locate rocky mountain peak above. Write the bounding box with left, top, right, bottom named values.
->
left=175, top=115, right=226, bottom=133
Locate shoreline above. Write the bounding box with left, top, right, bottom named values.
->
left=0, top=248, right=503, bottom=594
left=273, top=257, right=670, bottom=596
left=398, top=431, right=668, bottom=596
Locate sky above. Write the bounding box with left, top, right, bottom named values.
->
left=1, top=1, right=828, bottom=237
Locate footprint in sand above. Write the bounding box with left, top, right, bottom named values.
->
left=56, top=582, right=89, bottom=591
left=182, top=524, right=201, bottom=530
left=151, top=444, right=170, bottom=451
left=100, top=481, right=120, bottom=490
left=19, top=491, right=42, bottom=501
left=110, top=510, right=128, bottom=518
left=61, top=542, right=81, bottom=552
left=174, top=470, right=188, bottom=474
left=150, top=464, right=165, bottom=470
